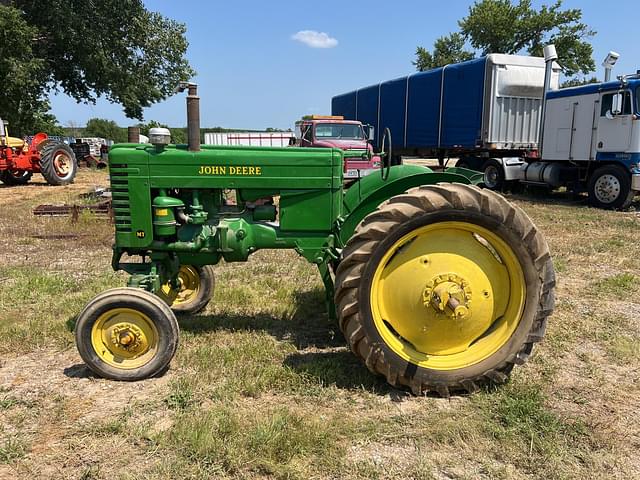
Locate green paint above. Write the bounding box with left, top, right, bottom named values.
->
left=108, top=143, right=473, bottom=306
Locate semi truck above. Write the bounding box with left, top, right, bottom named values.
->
left=332, top=47, right=640, bottom=209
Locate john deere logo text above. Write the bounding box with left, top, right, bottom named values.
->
left=198, top=166, right=262, bottom=176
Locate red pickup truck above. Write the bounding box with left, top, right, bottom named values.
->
left=293, top=115, right=380, bottom=180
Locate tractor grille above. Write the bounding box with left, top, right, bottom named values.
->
left=109, top=164, right=132, bottom=233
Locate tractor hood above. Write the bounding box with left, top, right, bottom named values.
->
left=5, top=136, right=25, bottom=149
left=313, top=139, right=368, bottom=150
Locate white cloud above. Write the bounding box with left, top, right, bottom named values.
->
left=291, top=30, right=338, bottom=49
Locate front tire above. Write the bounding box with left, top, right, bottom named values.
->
left=587, top=165, right=634, bottom=210
left=334, top=183, right=555, bottom=396
left=40, top=142, right=77, bottom=185
left=157, top=265, right=215, bottom=314
left=75, top=288, right=179, bottom=381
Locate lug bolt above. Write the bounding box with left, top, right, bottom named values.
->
left=119, top=331, right=134, bottom=346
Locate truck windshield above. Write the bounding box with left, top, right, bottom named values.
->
left=315, top=123, right=364, bottom=139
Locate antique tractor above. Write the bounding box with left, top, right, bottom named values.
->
left=0, top=118, right=77, bottom=186
left=75, top=85, right=555, bottom=396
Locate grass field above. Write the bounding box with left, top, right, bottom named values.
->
left=0, top=170, right=638, bottom=479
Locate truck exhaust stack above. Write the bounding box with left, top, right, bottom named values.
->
left=538, top=44, right=558, bottom=155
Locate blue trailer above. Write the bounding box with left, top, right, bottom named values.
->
left=332, top=54, right=557, bottom=161
left=332, top=51, right=640, bottom=209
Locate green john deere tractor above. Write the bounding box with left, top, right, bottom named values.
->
left=75, top=84, right=555, bottom=396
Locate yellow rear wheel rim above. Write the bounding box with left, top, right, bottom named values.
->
left=91, top=308, right=159, bottom=369
left=370, top=221, right=526, bottom=371
left=160, top=265, right=201, bottom=306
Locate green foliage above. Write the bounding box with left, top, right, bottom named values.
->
left=414, top=33, right=475, bottom=71
left=137, top=120, right=186, bottom=144
left=415, top=0, right=595, bottom=76
left=164, top=406, right=340, bottom=477
left=0, top=1, right=194, bottom=135
left=593, top=273, right=638, bottom=297
left=561, top=76, right=599, bottom=88
left=84, top=118, right=127, bottom=143
left=0, top=5, right=62, bottom=136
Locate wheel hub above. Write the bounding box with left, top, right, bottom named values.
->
left=484, top=166, right=499, bottom=188
left=54, top=153, right=71, bottom=175
left=160, top=265, right=201, bottom=306
left=594, top=174, right=620, bottom=204
left=110, top=323, right=148, bottom=354
left=423, top=274, right=471, bottom=320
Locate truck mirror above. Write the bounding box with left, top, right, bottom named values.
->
left=367, top=125, right=375, bottom=141
left=611, top=93, right=623, bottom=116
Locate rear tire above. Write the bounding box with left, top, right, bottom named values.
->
left=334, top=183, right=555, bottom=396
left=587, top=165, right=634, bottom=210
left=0, top=170, right=32, bottom=185
left=75, top=288, right=179, bottom=381
left=40, top=142, right=77, bottom=185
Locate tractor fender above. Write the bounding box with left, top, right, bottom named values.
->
left=338, top=165, right=474, bottom=245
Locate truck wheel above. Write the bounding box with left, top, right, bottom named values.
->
left=334, top=184, right=555, bottom=396
left=40, top=143, right=77, bottom=185
left=482, top=159, right=505, bottom=190
left=455, top=157, right=480, bottom=171
left=0, top=170, right=32, bottom=185
left=158, top=265, right=215, bottom=314
left=587, top=165, right=634, bottom=210
left=75, top=288, right=179, bottom=381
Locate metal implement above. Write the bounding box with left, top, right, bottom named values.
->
left=33, top=201, right=112, bottom=220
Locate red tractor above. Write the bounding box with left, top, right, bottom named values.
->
left=0, top=118, right=77, bottom=186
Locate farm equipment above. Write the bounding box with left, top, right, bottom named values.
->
left=0, top=118, right=77, bottom=186
left=74, top=84, right=555, bottom=396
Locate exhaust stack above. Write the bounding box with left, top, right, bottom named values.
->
left=602, top=51, right=620, bottom=82
left=538, top=44, right=558, bottom=156
left=176, top=82, right=201, bottom=152
left=127, top=126, right=140, bottom=143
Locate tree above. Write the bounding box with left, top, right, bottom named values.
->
left=0, top=4, right=62, bottom=135
left=84, top=118, right=127, bottom=143
left=0, top=1, right=194, bottom=135
left=138, top=120, right=186, bottom=144
left=414, top=33, right=475, bottom=71
left=415, top=0, right=595, bottom=78
left=560, top=76, right=599, bottom=88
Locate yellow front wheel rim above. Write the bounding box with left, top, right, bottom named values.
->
left=370, top=221, right=526, bottom=371
left=91, top=308, right=159, bottom=369
left=160, top=266, right=201, bottom=306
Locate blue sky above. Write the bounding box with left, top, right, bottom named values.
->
left=50, top=0, right=640, bottom=130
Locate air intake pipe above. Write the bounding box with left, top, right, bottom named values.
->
left=538, top=45, right=558, bottom=157
left=175, top=82, right=201, bottom=152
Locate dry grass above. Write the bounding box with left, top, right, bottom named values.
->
left=0, top=170, right=639, bottom=479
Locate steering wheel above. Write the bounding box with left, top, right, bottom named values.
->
left=379, top=127, right=392, bottom=181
